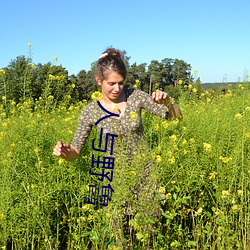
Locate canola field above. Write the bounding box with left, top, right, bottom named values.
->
left=0, top=83, right=249, bottom=249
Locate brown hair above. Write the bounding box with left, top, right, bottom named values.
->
left=95, top=48, right=127, bottom=81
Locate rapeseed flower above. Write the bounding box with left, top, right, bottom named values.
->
left=165, top=193, right=172, bottom=199
left=203, top=142, right=212, bottom=152
left=91, top=91, right=103, bottom=101
left=219, top=156, right=232, bottom=164
left=0, top=69, right=5, bottom=75
left=222, top=190, right=230, bottom=197
left=178, top=79, right=183, bottom=85
left=130, top=111, right=138, bottom=121
left=208, top=171, right=217, bottom=180
left=155, top=155, right=162, bottom=164
left=159, top=186, right=166, bottom=194
left=161, top=120, right=168, bottom=128
left=234, top=113, right=242, bottom=120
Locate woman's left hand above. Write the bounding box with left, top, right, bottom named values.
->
left=152, top=91, right=171, bottom=104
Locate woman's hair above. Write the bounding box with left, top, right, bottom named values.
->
left=95, top=48, right=127, bottom=81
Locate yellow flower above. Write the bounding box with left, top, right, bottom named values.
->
left=0, top=69, right=6, bottom=75
left=135, top=79, right=140, bottom=83
left=219, top=156, right=232, bottom=164
left=178, top=79, right=183, bottom=85
left=168, top=156, right=175, bottom=165
left=232, top=204, right=239, bottom=211
left=203, top=142, right=212, bottom=152
left=34, top=147, right=41, bottom=153
left=245, top=106, right=250, bottom=112
left=133, top=84, right=138, bottom=89
left=159, top=186, right=166, bottom=194
left=2, top=96, right=6, bottom=100
left=222, top=190, right=230, bottom=197
left=155, top=155, right=162, bottom=164
left=71, top=83, right=75, bottom=89
left=54, top=56, right=58, bottom=61
left=188, top=84, right=193, bottom=89
left=195, top=207, right=203, bottom=216
left=193, top=69, right=198, bottom=74
left=234, top=113, right=242, bottom=120
left=237, top=189, right=243, bottom=196
left=130, top=111, right=138, bottom=121
left=165, top=193, right=172, bottom=199
left=169, top=134, right=177, bottom=141
left=192, top=88, right=197, bottom=93
left=28, top=42, right=32, bottom=47
left=161, top=120, right=168, bottom=128
left=208, top=171, right=217, bottom=180
left=91, top=91, right=103, bottom=101
left=31, top=184, right=37, bottom=189
left=154, top=123, right=159, bottom=131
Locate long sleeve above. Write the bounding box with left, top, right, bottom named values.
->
left=71, top=103, right=95, bottom=152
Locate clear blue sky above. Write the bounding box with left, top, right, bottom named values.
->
left=1, top=0, right=250, bottom=83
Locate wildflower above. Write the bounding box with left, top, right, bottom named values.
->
left=54, top=56, right=58, bottom=61
left=222, top=190, right=230, bottom=197
left=169, top=134, right=177, bottom=141
left=195, top=207, right=203, bottom=216
left=168, top=156, right=175, bottom=165
left=159, top=186, right=166, bottom=194
left=237, top=189, right=243, bottom=196
left=2, top=96, right=6, bottom=100
left=188, top=84, right=192, bottom=89
left=130, top=111, right=138, bottom=121
left=193, top=69, right=198, bottom=74
left=0, top=213, right=5, bottom=221
left=234, top=113, right=242, bottom=120
left=135, top=79, right=140, bottom=83
left=91, top=91, right=103, bottom=101
left=154, top=123, right=159, bottom=131
left=10, top=100, right=16, bottom=106
left=0, top=69, right=6, bottom=75
left=161, top=120, right=168, bottom=129
left=203, top=142, right=212, bottom=152
left=219, top=156, right=232, bottom=164
left=182, top=139, right=187, bottom=145
left=232, top=204, right=239, bottom=211
left=58, top=158, right=64, bottom=165
left=133, top=84, right=138, bottom=89
left=31, top=184, right=37, bottom=189
left=208, top=171, right=217, bottom=180
left=28, top=42, right=32, bottom=47
left=48, top=95, right=54, bottom=100
left=189, top=138, right=195, bottom=144
left=155, top=155, right=162, bottom=164
left=165, top=193, right=172, bottom=199
left=192, top=88, right=197, bottom=93
left=34, top=147, right=41, bottom=153
left=245, top=106, right=250, bottom=112
left=71, top=83, right=75, bottom=89
left=130, top=171, right=136, bottom=176
left=178, top=79, right=183, bottom=85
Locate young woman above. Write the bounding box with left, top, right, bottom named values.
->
left=53, top=48, right=182, bottom=246
left=53, top=48, right=182, bottom=160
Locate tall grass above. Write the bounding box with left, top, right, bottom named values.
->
left=0, top=83, right=249, bottom=249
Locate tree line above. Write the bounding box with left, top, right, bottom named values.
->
left=0, top=51, right=200, bottom=105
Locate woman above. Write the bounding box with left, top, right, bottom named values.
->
left=53, top=47, right=182, bottom=247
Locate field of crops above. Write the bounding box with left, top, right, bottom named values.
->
left=0, top=83, right=249, bottom=249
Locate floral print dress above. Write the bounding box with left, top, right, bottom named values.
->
left=71, top=88, right=169, bottom=155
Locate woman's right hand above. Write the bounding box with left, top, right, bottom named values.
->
left=53, top=141, right=71, bottom=158
left=53, top=141, right=80, bottom=161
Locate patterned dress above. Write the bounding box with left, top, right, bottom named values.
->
left=71, top=88, right=169, bottom=154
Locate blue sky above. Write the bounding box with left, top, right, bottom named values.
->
left=1, top=0, right=249, bottom=83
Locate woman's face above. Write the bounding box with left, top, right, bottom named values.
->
left=96, top=71, right=125, bottom=102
